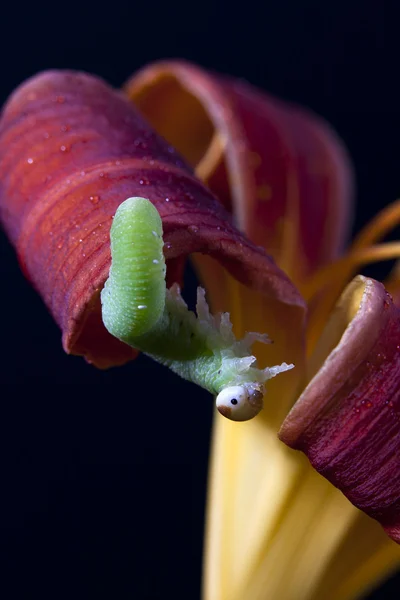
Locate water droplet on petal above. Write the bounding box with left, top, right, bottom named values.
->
left=27, top=157, right=34, bottom=164
left=89, top=195, right=100, bottom=205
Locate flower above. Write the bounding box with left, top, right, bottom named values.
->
left=125, top=61, right=400, bottom=599
left=1, top=62, right=400, bottom=600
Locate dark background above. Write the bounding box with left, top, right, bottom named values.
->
left=0, top=1, right=398, bottom=598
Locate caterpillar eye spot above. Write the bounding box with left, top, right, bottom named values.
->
left=216, top=385, right=264, bottom=422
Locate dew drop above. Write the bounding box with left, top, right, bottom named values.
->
left=165, top=197, right=170, bottom=202
left=89, top=195, right=100, bottom=205
left=60, top=145, right=68, bottom=152
left=188, top=225, right=199, bottom=233
left=137, top=305, right=147, bottom=310
left=27, top=157, right=34, bottom=164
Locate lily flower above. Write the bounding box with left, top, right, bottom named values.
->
left=125, top=61, right=400, bottom=599
left=1, top=62, right=399, bottom=600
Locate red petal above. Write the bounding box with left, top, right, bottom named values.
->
left=124, top=60, right=354, bottom=282
left=280, top=276, right=400, bottom=543
left=0, top=70, right=303, bottom=368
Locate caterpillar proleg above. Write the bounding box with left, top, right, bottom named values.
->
left=101, top=197, right=294, bottom=421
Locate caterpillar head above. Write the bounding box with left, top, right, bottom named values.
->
left=216, top=384, right=264, bottom=422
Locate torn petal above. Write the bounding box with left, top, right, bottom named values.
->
left=280, top=275, right=400, bottom=543
left=0, top=70, right=303, bottom=368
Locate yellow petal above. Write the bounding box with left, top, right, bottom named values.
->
left=200, top=266, right=400, bottom=600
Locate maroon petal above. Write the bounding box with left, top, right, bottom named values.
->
left=279, top=276, right=400, bottom=543
left=0, top=70, right=304, bottom=368
left=124, top=60, right=354, bottom=283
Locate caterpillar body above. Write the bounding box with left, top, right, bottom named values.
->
left=101, top=197, right=294, bottom=421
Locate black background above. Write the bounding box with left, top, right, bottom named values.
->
left=0, top=1, right=398, bottom=598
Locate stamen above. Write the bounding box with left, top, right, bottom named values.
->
left=305, top=242, right=400, bottom=354
left=351, top=198, right=400, bottom=250
left=302, top=199, right=400, bottom=303
left=303, top=242, right=400, bottom=301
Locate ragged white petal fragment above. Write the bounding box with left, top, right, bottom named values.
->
left=167, top=283, right=188, bottom=310
left=236, top=356, right=257, bottom=373
left=264, top=362, right=294, bottom=379
left=196, top=287, right=215, bottom=326
left=235, top=331, right=271, bottom=355
left=218, top=312, right=235, bottom=344
left=242, top=332, right=271, bottom=346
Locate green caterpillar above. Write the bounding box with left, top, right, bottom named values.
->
left=101, top=197, right=293, bottom=421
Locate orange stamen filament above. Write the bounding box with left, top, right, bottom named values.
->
left=303, top=242, right=400, bottom=302
left=305, top=242, right=400, bottom=354
left=351, top=198, right=400, bottom=250
left=302, top=199, right=400, bottom=304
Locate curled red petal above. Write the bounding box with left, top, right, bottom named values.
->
left=280, top=276, right=400, bottom=543
left=0, top=70, right=304, bottom=368
left=124, top=60, right=354, bottom=282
